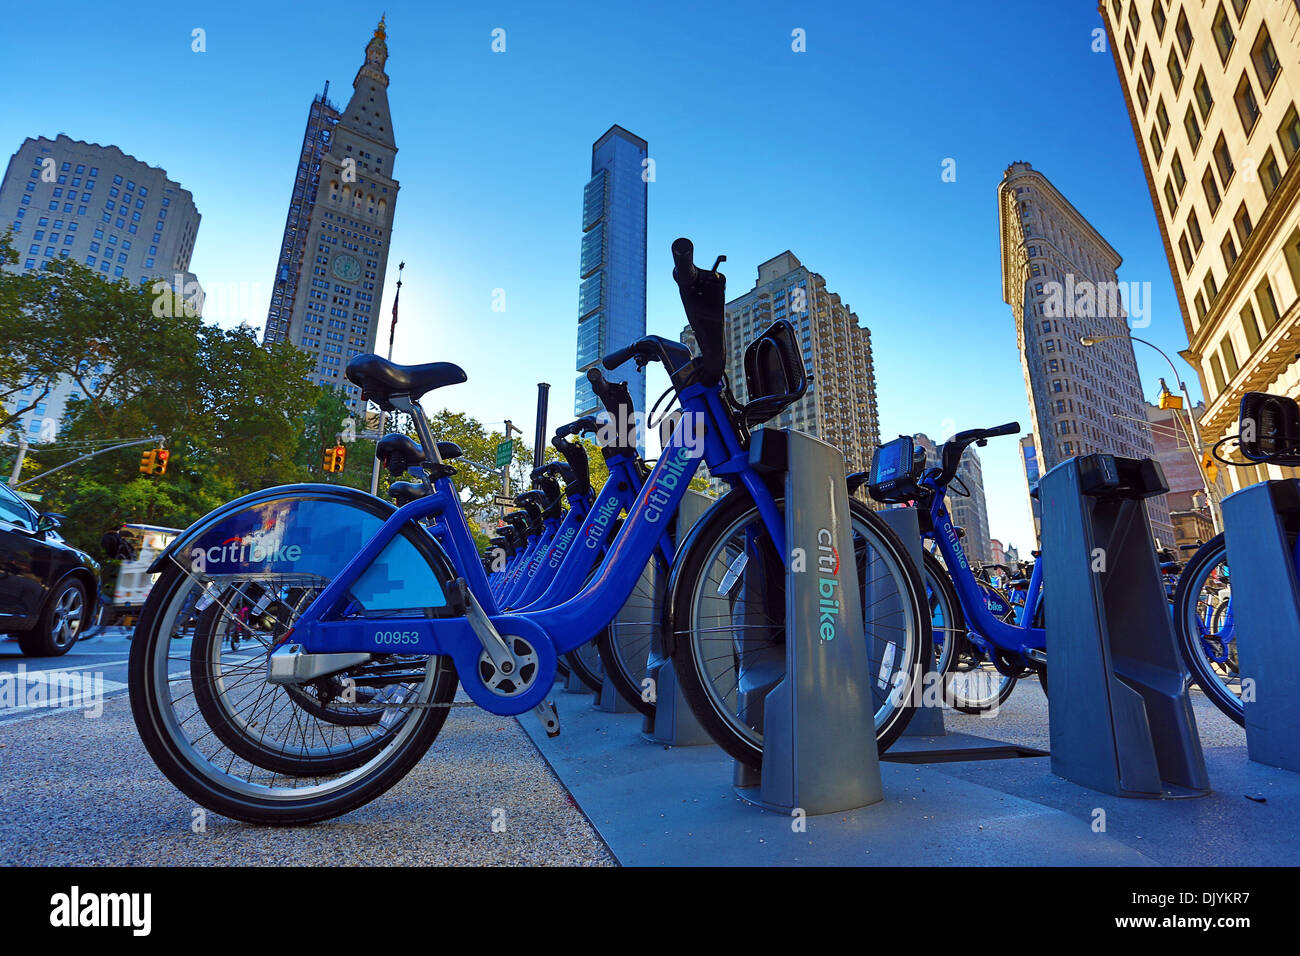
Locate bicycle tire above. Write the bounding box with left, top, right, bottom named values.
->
left=595, top=553, right=669, bottom=717
left=668, top=490, right=931, bottom=770
left=130, top=562, right=459, bottom=825
left=1172, top=532, right=1244, bottom=726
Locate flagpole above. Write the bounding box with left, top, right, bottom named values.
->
left=369, top=261, right=404, bottom=496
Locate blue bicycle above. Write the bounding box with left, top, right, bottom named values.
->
left=128, top=238, right=930, bottom=824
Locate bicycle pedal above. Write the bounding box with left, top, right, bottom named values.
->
left=533, top=699, right=560, bottom=738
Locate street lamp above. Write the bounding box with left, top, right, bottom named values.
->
left=1080, top=333, right=1221, bottom=533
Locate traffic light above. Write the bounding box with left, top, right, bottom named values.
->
left=1202, top=452, right=1219, bottom=485
left=139, top=449, right=156, bottom=474
left=322, top=444, right=347, bottom=473
left=153, top=448, right=169, bottom=476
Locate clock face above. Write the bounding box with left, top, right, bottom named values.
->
left=331, top=253, right=362, bottom=282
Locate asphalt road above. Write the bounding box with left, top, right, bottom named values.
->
left=0, top=630, right=615, bottom=866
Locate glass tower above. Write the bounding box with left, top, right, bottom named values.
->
left=574, top=125, right=647, bottom=438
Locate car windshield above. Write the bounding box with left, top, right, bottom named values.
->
left=0, top=482, right=37, bottom=531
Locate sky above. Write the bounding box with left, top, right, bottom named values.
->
left=1, top=0, right=1198, bottom=551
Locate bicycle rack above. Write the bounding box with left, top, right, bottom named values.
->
left=1039, top=454, right=1209, bottom=799
left=1222, top=479, right=1300, bottom=774
left=877, top=507, right=946, bottom=737
left=643, top=489, right=714, bottom=746
left=734, top=428, right=884, bottom=815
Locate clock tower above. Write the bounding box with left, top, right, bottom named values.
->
left=262, top=16, right=401, bottom=413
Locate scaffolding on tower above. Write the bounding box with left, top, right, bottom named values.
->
left=262, top=82, right=340, bottom=346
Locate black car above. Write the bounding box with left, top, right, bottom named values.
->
left=0, top=482, right=99, bottom=656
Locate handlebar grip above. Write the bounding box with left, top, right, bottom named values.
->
left=603, top=344, right=639, bottom=370
left=987, top=421, right=1021, bottom=437
left=672, top=237, right=697, bottom=287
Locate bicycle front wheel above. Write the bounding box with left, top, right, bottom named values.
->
left=1172, top=533, right=1243, bottom=726
left=669, top=490, right=931, bottom=770
left=596, top=553, right=668, bottom=717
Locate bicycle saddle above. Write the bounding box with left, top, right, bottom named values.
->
left=346, top=353, right=467, bottom=409
left=389, top=481, right=430, bottom=507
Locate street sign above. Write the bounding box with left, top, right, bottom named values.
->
left=16, top=490, right=41, bottom=502
left=493, top=495, right=517, bottom=508
left=494, top=439, right=513, bottom=469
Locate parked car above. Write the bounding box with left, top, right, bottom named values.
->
left=0, top=482, right=99, bottom=656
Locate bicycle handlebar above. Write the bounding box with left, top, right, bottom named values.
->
left=936, top=421, right=1021, bottom=485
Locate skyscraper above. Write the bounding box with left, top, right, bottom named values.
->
left=689, top=251, right=880, bottom=477
left=262, top=17, right=400, bottom=412
left=1099, top=0, right=1300, bottom=494
left=1, top=134, right=200, bottom=442
left=573, top=126, right=647, bottom=426
left=1020, top=433, right=1043, bottom=542
left=913, top=432, right=993, bottom=564
left=998, top=161, right=1174, bottom=547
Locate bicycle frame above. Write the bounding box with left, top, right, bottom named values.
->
left=923, top=478, right=1046, bottom=656
left=280, top=380, right=786, bottom=716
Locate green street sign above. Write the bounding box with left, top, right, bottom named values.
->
left=494, top=439, right=513, bottom=469
left=16, top=490, right=42, bottom=502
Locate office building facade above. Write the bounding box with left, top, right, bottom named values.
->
left=1100, top=0, right=1300, bottom=493
left=689, top=251, right=879, bottom=478
left=998, top=161, right=1175, bottom=547
left=574, top=125, right=648, bottom=425
left=1, top=134, right=200, bottom=442
left=262, top=18, right=400, bottom=411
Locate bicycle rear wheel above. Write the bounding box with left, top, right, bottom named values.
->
left=669, top=491, right=930, bottom=770
left=922, top=551, right=1017, bottom=714
left=1172, top=533, right=1243, bottom=726
left=596, top=553, right=668, bottom=717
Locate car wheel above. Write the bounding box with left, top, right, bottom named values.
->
left=18, top=579, right=87, bottom=657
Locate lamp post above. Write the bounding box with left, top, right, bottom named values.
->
left=1080, top=333, right=1221, bottom=533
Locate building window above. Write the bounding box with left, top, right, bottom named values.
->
left=1151, top=0, right=1166, bottom=37
left=1209, top=353, right=1227, bottom=392
left=1251, top=26, right=1281, bottom=94
left=1179, top=234, right=1194, bottom=273
left=1164, top=179, right=1179, bottom=216
left=1202, top=168, right=1222, bottom=214
left=1212, top=134, right=1234, bottom=184
left=1279, top=104, right=1300, bottom=163
left=1167, top=48, right=1184, bottom=90
left=1149, top=126, right=1164, bottom=161
left=1137, top=78, right=1150, bottom=113
left=1211, top=4, right=1235, bottom=62
left=1196, top=292, right=1209, bottom=322
left=1234, top=202, right=1253, bottom=244
left=1194, top=70, right=1214, bottom=119
left=1232, top=74, right=1261, bottom=135
left=1188, top=209, right=1204, bottom=250
left=1256, top=276, right=1280, bottom=329
left=1222, top=233, right=1238, bottom=268
left=1171, top=151, right=1187, bottom=192
left=1155, top=98, right=1171, bottom=138
left=1184, top=105, right=1202, bottom=151
left=1260, top=148, right=1282, bottom=199
left=1221, top=336, right=1239, bottom=377
left=1241, top=301, right=1262, bottom=350
left=1175, top=9, right=1193, bottom=57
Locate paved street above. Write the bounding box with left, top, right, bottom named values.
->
left=0, top=631, right=614, bottom=866
left=0, top=628, right=1263, bottom=867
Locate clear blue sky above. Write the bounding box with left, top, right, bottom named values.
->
left=2, top=0, right=1196, bottom=551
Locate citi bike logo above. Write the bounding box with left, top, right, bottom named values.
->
left=191, top=536, right=302, bottom=573
left=944, top=524, right=968, bottom=570
left=816, top=528, right=841, bottom=642
left=584, top=495, right=621, bottom=549
left=372, top=630, right=420, bottom=646
left=645, top=445, right=696, bottom=524
left=547, top=526, right=577, bottom=567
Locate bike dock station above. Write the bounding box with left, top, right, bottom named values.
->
left=1221, top=478, right=1300, bottom=775
left=1039, top=454, right=1209, bottom=799
left=518, top=446, right=1300, bottom=865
